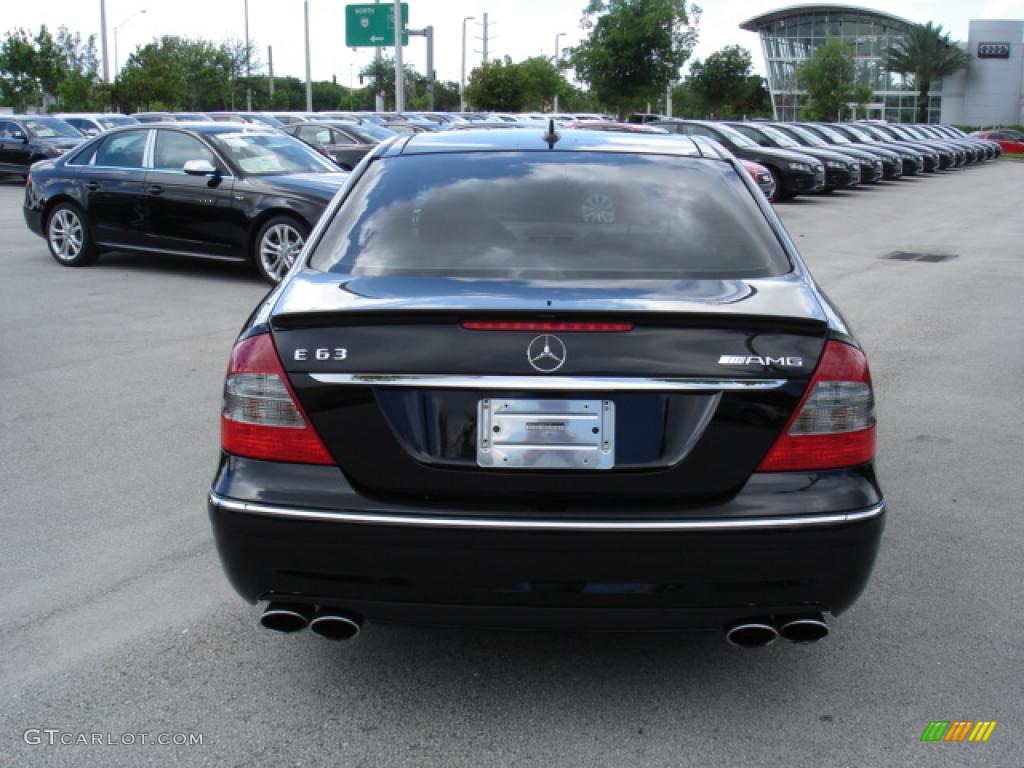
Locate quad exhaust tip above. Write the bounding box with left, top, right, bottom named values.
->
left=725, top=620, right=779, bottom=649
left=725, top=613, right=829, bottom=647
left=259, top=603, right=363, bottom=641
left=778, top=614, right=829, bottom=644
left=310, top=609, right=362, bottom=641
left=259, top=602, right=314, bottom=634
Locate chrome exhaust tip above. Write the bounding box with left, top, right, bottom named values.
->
left=725, top=620, right=779, bottom=648
left=259, top=602, right=313, bottom=634
left=309, top=609, right=362, bottom=641
left=778, top=614, right=829, bottom=644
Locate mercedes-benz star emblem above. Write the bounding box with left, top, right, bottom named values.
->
left=527, top=335, right=567, bottom=373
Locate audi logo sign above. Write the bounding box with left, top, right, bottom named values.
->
left=977, top=42, right=1010, bottom=58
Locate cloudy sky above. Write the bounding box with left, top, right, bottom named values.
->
left=5, top=0, right=1021, bottom=86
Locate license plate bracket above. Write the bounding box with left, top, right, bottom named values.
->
left=476, top=398, right=615, bottom=470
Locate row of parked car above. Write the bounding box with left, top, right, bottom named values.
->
left=635, top=119, right=1002, bottom=202
left=15, top=110, right=1005, bottom=286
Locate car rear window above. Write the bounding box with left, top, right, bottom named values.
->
left=309, top=152, right=790, bottom=279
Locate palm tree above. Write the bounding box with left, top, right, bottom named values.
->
left=885, top=22, right=970, bottom=123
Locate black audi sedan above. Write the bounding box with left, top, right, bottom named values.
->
left=207, top=128, right=886, bottom=647
left=798, top=122, right=917, bottom=176
left=0, top=116, right=85, bottom=178
left=23, top=123, right=349, bottom=283
left=725, top=122, right=862, bottom=190
left=769, top=123, right=885, bottom=182
left=651, top=120, right=825, bottom=199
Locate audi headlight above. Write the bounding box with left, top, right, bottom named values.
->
left=787, top=162, right=812, bottom=172
left=825, top=160, right=847, bottom=169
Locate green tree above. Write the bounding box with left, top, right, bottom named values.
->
left=115, top=37, right=187, bottom=111
left=517, top=56, right=567, bottom=111
left=569, top=0, right=699, bottom=117
left=179, top=39, right=232, bottom=109
left=55, top=26, right=101, bottom=110
left=0, top=29, right=43, bottom=110
left=798, top=37, right=862, bottom=120
left=688, top=45, right=769, bottom=118
left=358, top=55, right=425, bottom=110
left=431, top=80, right=461, bottom=111
left=0, top=26, right=68, bottom=110
left=464, top=57, right=526, bottom=111
left=885, top=22, right=969, bottom=123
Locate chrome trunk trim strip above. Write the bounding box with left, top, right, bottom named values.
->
left=306, top=373, right=787, bottom=392
left=209, top=493, right=885, bottom=532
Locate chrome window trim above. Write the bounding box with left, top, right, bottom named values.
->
left=306, top=373, right=787, bottom=392
left=208, top=492, right=885, bottom=532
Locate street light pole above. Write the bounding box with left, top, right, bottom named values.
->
left=100, top=0, right=110, bottom=83
left=553, top=32, right=566, bottom=113
left=393, top=0, right=404, bottom=112
left=304, top=0, right=313, bottom=111
left=244, top=0, right=252, bottom=110
left=460, top=16, right=474, bottom=111
left=113, top=9, right=147, bottom=80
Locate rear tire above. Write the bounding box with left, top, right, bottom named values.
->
left=46, top=202, right=98, bottom=267
left=253, top=215, right=309, bottom=285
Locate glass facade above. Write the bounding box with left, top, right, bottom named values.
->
left=744, top=8, right=942, bottom=122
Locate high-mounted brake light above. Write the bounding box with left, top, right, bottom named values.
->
left=462, top=321, right=634, bottom=332
left=221, top=333, right=333, bottom=465
left=757, top=340, right=875, bottom=472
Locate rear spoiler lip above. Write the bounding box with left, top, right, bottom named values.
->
left=270, top=309, right=829, bottom=336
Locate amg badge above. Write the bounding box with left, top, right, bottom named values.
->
left=718, top=355, right=804, bottom=367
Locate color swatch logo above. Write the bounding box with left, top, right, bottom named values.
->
left=921, top=721, right=997, bottom=742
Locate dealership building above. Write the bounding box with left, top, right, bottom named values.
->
left=740, top=4, right=1024, bottom=126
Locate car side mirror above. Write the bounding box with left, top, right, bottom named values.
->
left=11, top=131, right=26, bottom=141
left=183, top=159, right=218, bottom=176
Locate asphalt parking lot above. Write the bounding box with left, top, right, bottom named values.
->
left=2, top=163, right=1023, bottom=767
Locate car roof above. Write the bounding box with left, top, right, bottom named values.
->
left=101, top=122, right=279, bottom=136
left=386, top=128, right=703, bottom=157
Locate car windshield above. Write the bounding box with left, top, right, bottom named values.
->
left=208, top=132, right=337, bottom=175
left=785, top=125, right=826, bottom=146
left=23, top=118, right=81, bottom=138
left=98, top=116, right=137, bottom=129
left=310, top=152, right=790, bottom=280
left=845, top=126, right=876, bottom=142
left=759, top=125, right=799, bottom=147
left=811, top=125, right=849, bottom=144
left=347, top=123, right=395, bottom=142
left=711, top=123, right=757, bottom=148
left=242, top=114, right=284, bottom=127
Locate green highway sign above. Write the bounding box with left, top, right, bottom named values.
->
left=346, top=3, right=409, bottom=47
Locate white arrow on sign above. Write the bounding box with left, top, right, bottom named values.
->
left=370, top=35, right=385, bottom=42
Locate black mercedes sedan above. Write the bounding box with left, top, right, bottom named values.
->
left=208, top=128, right=886, bottom=647
left=651, top=120, right=825, bottom=199
left=23, top=123, right=349, bottom=283
left=0, top=116, right=85, bottom=177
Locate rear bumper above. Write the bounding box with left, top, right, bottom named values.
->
left=208, top=457, right=886, bottom=630
left=23, top=197, right=44, bottom=238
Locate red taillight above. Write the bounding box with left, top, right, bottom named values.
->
left=461, top=321, right=634, bottom=332
left=757, top=340, right=875, bottom=472
left=220, top=333, right=334, bottom=465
